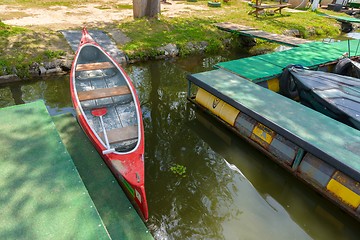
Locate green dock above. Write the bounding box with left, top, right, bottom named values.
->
left=187, top=69, right=360, bottom=221
left=216, top=40, right=360, bottom=83
left=0, top=101, right=152, bottom=239
left=319, top=13, right=360, bottom=24
left=213, top=39, right=360, bottom=92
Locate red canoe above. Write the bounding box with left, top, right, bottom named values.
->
left=70, top=27, right=148, bottom=220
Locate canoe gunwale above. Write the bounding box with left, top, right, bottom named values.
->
left=69, top=28, right=148, bottom=221
left=72, top=42, right=143, bottom=156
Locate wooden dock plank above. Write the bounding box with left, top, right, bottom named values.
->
left=214, top=22, right=258, bottom=31
left=215, top=22, right=311, bottom=47
left=239, top=30, right=311, bottom=46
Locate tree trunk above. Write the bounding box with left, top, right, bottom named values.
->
left=133, top=0, right=147, bottom=18
left=146, top=0, right=160, bottom=17
left=133, top=0, right=160, bottom=18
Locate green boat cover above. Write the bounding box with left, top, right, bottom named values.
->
left=318, top=13, right=360, bottom=23
left=215, top=40, right=360, bottom=82
left=188, top=69, right=360, bottom=182
left=0, top=101, right=110, bottom=240
left=215, top=55, right=284, bottom=82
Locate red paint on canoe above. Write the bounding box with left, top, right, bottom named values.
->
left=70, top=27, right=148, bottom=221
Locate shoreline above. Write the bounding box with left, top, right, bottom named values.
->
left=0, top=33, right=248, bottom=84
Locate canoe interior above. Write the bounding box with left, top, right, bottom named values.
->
left=75, top=45, right=138, bottom=152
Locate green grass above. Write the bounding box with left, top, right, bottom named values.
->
left=116, top=4, right=133, bottom=10
left=0, top=21, right=29, bottom=76
left=0, top=21, right=26, bottom=37
left=117, top=1, right=341, bottom=60
left=119, top=17, right=228, bottom=59
left=44, top=50, right=66, bottom=59
left=0, top=22, right=67, bottom=77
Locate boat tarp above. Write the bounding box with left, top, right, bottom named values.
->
left=318, top=13, right=360, bottom=23
left=188, top=69, right=360, bottom=182
left=215, top=40, right=360, bottom=82
left=0, top=101, right=110, bottom=240
left=215, top=55, right=284, bottom=82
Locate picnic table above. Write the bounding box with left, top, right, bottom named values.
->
left=249, top=0, right=291, bottom=17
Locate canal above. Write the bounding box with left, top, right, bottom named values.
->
left=1, top=53, right=360, bottom=239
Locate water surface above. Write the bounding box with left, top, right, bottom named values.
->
left=1, top=53, right=360, bottom=239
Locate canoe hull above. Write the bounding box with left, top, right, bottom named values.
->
left=70, top=28, right=148, bottom=220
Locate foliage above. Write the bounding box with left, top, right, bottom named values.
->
left=44, top=50, right=66, bottom=59
left=116, top=4, right=133, bottom=10
left=0, top=21, right=26, bottom=38
left=0, top=53, right=32, bottom=78
left=170, top=164, right=187, bottom=177
left=0, top=22, right=67, bottom=77
left=118, top=16, right=226, bottom=60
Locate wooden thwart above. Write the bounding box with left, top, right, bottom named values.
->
left=76, top=62, right=114, bottom=71
left=78, top=86, right=130, bottom=101
left=99, top=125, right=138, bottom=144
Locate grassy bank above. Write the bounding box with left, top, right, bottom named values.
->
left=0, top=22, right=68, bottom=77
left=0, top=0, right=347, bottom=77
left=117, top=1, right=343, bottom=59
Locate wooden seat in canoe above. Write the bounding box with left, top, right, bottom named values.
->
left=78, top=86, right=131, bottom=101
left=99, top=125, right=138, bottom=144
left=76, top=62, right=114, bottom=71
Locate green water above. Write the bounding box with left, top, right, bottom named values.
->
left=1, top=54, right=360, bottom=239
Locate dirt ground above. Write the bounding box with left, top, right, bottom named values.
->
left=0, top=1, right=208, bottom=31
left=0, top=1, right=212, bottom=67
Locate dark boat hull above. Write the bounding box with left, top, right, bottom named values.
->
left=288, top=67, right=360, bottom=130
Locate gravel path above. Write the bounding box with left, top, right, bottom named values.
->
left=1, top=1, right=208, bottom=31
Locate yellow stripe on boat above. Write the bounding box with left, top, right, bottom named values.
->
left=251, top=123, right=275, bottom=147
left=327, top=178, right=360, bottom=209
left=267, top=78, right=280, bottom=92
left=195, top=88, right=239, bottom=126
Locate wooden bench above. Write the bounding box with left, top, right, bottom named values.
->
left=99, top=125, right=138, bottom=144
left=249, top=0, right=290, bottom=17
left=78, top=85, right=131, bottom=101
left=76, top=62, right=114, bottom=71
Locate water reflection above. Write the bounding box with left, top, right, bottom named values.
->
left=1, top=53, right=360, bottom=239
left=190, top=110, right=360, bottom=240
left=127, top=57, right=360, bottom=240
left=0, top=76, right=73, bottom=115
